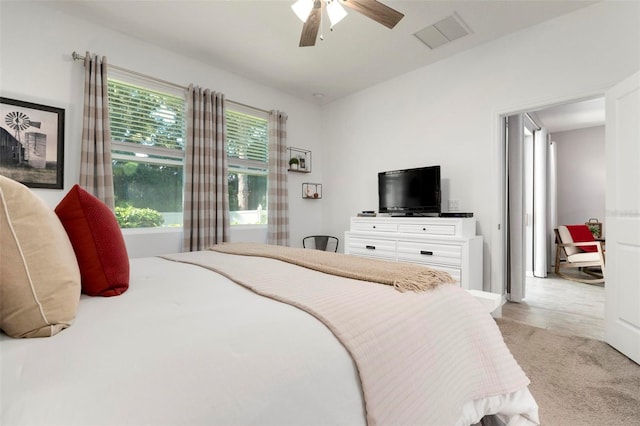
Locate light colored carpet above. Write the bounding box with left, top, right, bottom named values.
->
left=496, top=318, right=640, bottom=426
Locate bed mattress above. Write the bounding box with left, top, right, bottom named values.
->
left=1, top=253, right=538, bottom=425
left=2, top=257, right=365, bottom=425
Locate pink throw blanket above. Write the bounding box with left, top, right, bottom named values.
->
left=209, top=242, right=456, bottom=292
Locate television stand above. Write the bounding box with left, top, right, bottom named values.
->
left=344, top=216, right=483, bottom=290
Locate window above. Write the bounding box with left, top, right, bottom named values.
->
left=107, top=70, right=268, bottom=228
left=108, top=73, right=186, bottom=228
left=226, top=104, right=269, bottom=225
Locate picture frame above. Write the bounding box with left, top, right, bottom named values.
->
left=0, top=97, right=65, bottom=189
left=302, top=182, right=322, bottom=199
left=287, top=146, right=311, bottom=173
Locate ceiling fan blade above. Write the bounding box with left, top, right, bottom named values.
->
left=342, top=0, right=404, bottom=29
left=299, top=0, right=322, bottom=47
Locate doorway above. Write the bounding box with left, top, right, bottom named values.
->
left=501, top=96, right=606, bottom=323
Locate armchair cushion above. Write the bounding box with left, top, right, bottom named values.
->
left=567, top=252, right=601, bottom=263
left=565, top=225, right=598, bottom=253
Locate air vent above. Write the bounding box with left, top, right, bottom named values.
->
left=414, top=13, right=471, bottom=49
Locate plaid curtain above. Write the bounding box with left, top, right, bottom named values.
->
left=79, top=52, right=114, bottom=210
left=267, top=111, right=289, bottom=246
left=183, top=85, right=230, bottom=251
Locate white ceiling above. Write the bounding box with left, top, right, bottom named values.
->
left=45, top=0, right=605, bottom=133
left=47, top=0, right=598, bottom=106
left=532, top=97, right=605, bottom=133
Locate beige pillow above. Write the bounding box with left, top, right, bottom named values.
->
left=0, top=176, right=81, bottom=338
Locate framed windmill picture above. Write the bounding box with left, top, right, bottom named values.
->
left=0, top=97, right=65, bottom=189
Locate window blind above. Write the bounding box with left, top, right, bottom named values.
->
left=108, top=79, right=185, bottom=151
left=226, top=109, right=268, bottom=168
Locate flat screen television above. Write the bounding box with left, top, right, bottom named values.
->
left=378, top=165, right=441, bottom=216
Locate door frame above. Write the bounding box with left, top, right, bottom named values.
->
left=492, top=89, right=606, bottom=296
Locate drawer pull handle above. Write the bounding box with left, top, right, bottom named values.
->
left=422, top=227, right=426, bottom=231
left=366, top=245, right=376, bottom=250
left=420, top=250, right=433, bottom=256
left=372, top=226, right=376, bottom=229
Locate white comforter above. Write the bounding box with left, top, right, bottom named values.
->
left=1, top=254, right=538, bottom=425
left=2, top=257, right=364, bottom=425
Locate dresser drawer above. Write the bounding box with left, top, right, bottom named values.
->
left=346, top=217, right=482, bottom=290
left=352, top=221, right=398, bottom=233
left=397, top=241, right=462, bottom=267
left=398, top=223, right=456, bottom=236
left=346, top=237, right=396, bottom=260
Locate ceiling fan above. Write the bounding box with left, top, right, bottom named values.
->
left=291, top=0, right=405, bottom=47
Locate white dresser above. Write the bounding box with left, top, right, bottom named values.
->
left=344, top=216, right=483, bottom=290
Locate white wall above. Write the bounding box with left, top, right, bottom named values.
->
left=553, top=125, right=606, bottom=235
left=320, top=1, right=639, bottom=290
left=0, top=1, right=324, bottom=256
left=2, top=1, right=637, bottom=271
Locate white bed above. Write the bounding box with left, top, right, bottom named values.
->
left=1, top=250, right=539, bottom=426
left=2, top=256, right=365, bottom=425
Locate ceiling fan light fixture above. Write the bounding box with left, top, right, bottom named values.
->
left=292, top=0, right=314, bottom=23
left=326, top=0, right=347, bottom=27
left=294, top=0, right=404, bottom=47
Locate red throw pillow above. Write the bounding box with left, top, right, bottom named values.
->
left=566, top=225, right=598, bottom=253
left=55, top=185, right=129, bottom=296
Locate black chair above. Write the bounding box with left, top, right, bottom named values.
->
left=303, top=235, right=339, bottom=252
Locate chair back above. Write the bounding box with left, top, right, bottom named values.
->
left=558, top=225, right=596, bottom=256
left=303, top=235, right=339, bottom=252
left=557, top=226, right=580, bottom=256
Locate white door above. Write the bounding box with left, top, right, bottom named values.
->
left=507, top=114, right=526, bottom=301
left=605, top=71, right=640, bottom=364
left=533, top=127, right=549, bottom=278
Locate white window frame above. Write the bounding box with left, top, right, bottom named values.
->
left=108, top=67, right=186, bottom=228
left=226, top=102, right=269, bottom=226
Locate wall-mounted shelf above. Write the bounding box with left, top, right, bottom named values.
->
left=288, top=147, right=311, bottom=173
left=302, top=183, right=322, bottom=199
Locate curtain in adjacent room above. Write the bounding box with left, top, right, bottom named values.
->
left=533, top=127, right=549, bottom=278
left=183, top=85, right=230, bottom=251
left=79, top=52, right=115, bottom=210
left=548, top=140, right=558, bottom=266
left=267, top=110, right=289, bottom=246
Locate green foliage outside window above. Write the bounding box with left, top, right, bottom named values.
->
left=227, top=172, right=267, bottom=211
left=115, top=204, right=164, bottom=228
left=112, top=160, right=183, bottom=213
